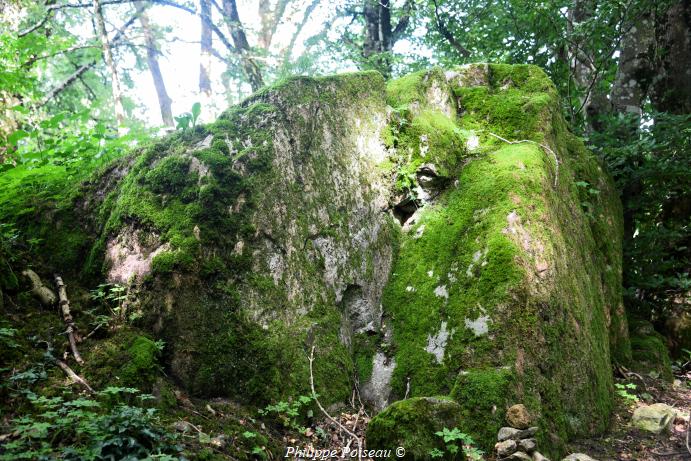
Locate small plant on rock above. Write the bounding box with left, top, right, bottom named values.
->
left=430, top=427, right=484, bottom=460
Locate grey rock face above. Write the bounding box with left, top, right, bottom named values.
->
left=518, top=438, right=537, bottom=453
left=498, top=426, right=538, bottom=441
left=496, top=439, right=518, bottom=457
left=631, top=403, right=680, bottom=434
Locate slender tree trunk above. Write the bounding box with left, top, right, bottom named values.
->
left=361, top=0, right=411, bottom=78
left=650, top=0, right=691, bottom=114
left=135, top=2, right=174, bottom=126
left=221, top=0, right=264, bottom=91
left=199, top=0, right=213, bottom=97
left=608, top=9, right=656, bottom=245
left=93, top=0, right=126, bottom=133
left=363, top=0, right=393, bottom=76
left=282, top=0, right=319, bottom=66
left=567, top=0, right=609, bottom=132
left=258, top=0, right=288, bottom=50
left=610, top=13, right=655, bottom=117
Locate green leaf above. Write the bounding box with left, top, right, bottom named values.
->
left=191, top=102, right=201, bottom=125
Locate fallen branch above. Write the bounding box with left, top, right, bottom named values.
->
left=22, top=269, right=57, bottom=307
left=488, top=132, right=560, bottom=187
left=56, top=359, right=94, bottom=394
left=54, top=275, right=84, bottom=365
left=686, top=412, right=690, bottom=456
left=309, top=346, right=362, bottom=461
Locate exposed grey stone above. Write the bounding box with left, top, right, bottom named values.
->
left=632, top=403, right=680, bottom=434
left=518, top=438, right=537, bottom=453
left=500, top=452, right=533, bottom=461
left=562, top=454, right=598, bottom=461
left=498, top=427, right=521, bottom=441
left=498, top=426, right=538, bottom=441
left=173, top=420, right=193, bottom=432
left=496, top=439, right=518, bottom=457
left=360, top=352, right=395, bottom=411
left=532, top=452, right=551, bottom=461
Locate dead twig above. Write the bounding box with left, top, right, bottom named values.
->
left=56, top=359, right=94, bottom=394
left=54, top=275, right=84, bottom=365
left=309, top=346, right=362, bottom=461
left=686, top=412, right=690, bottom=456
left=623, top=370, right=648, bottom=392
left=487, top=132, right=560, bottom=187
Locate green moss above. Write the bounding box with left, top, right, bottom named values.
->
left=372, top=63, right=627, bottom=459
left=450, top=368, right=514, bottom=451
left=628, top=318, right=673, bottom=381
left=366, top=397, right=463, bottom=460
left=82, top=331, right=162, bottom=391
left=144, top=155, right=197, bottom=195
left=121, top=336, right=162, bottom=383
left=387, top=67, right=452, bottom=113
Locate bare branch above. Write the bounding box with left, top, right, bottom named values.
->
left=40, top=12, right=140, bottom=106
left=309, top=346, right=363, bottom=461
left=55, top=275, right=84, bottom=365
left=432, top=0, right=470, bottom=58
left=392, top=0, right=413, bottom=42
left=56, top=359, right=95, bottom=393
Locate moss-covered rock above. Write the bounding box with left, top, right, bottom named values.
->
left=82, top=330, right=163, bottom=390
left=0, top=65, right=630, bottom=456
left=629, top=318, right=673, bottom=381
left=372, top=64, right=629, bottom=456
left=366, top=397, right=464, bottom=460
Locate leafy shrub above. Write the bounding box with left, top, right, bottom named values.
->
left=0, top=387, right=182, bottom=460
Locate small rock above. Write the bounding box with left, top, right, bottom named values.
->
left=498, top=426, right=538, bottom=441
left=532, top=452, right=551, bottom=461
left=632, top=403, right=680, bottom=434
left=210, top=435, right=226, bottom=448
left=562, top=454, right=598, bottom=461
left=173, top=420, right=192, bottom=432
left=496, top=439, right=518, bottom=457
left=507, top=404, right=532, bottom=429
left=501, top=453, right=532, bottom=461
left=518, top=438, right=537, bottom=453
left=498, top=426, right=521, bottom=441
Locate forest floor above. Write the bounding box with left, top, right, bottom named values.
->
left=565, top=369, right=691, bottom=461
left=283, top=371, right=691, bottom=461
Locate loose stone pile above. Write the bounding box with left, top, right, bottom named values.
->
left=494, top=404, right=550, bottom=461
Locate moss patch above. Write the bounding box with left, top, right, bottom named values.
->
left=371, top=63, right=628, bottom=458
left=366, top=397, right=463, bottom=460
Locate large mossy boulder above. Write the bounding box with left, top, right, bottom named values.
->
left=366, top=397, right=464, bottom=460
left=0, top=64, right=629, bottom=456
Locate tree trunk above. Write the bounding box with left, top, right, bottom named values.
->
left=608, top=8, right=656, bottom=249
left=567, top=0, right=610, bottom=132
left=93, top=0, right=126, bottom=133
left=362, top=0, right=394, bottom=77
left=650, top=0, right=691, bottom=114
left=199, top=0, right=213, bottom=97
left=361, top=0, right=411, bottom=78
left=136, top=2, right=174, bottom=126
left=221, top=0, right=264, bottom=91
left=282, top=0, right=319, bottom=65
left=258, top=0, right=288, bottom=51
left=610, top=12, right=656, bottom=117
